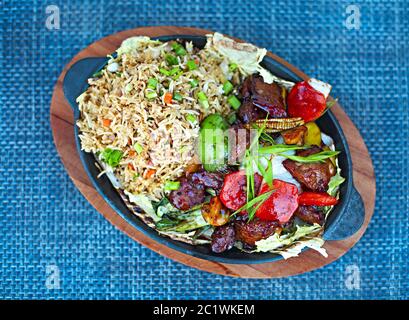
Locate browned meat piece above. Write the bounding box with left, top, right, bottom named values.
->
left=283, top=146, right=336, bottom=192
left=295, top=205, right=325, bottom=225
left=281, top=125, right=307, bottom=145
left=168, top=177, right=206, bottom=211
left=211, top=224, right=236, bottom=253
left=238, top=75, right=287, bottom=123
left=234, top=219, right=279, bottom=246
left=191, top=171, right=225, bottom=191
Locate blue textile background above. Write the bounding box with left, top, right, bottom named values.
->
left=0, top=0, right=407, bottom=299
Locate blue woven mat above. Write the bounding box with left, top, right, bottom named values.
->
left=0, top=0, right=408, bottom=300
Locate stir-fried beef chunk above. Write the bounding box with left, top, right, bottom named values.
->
left=191, top=171, right=225, bottom=190
left=234, top=218, right=279, bottom=246
left=169, top=170, right=227, bottom=211
left=238, top=75, right=287, bottom=123
left=168, top=177, right=206, bottom=211
left=283, top=146, right=336, bottom=192
left=295, top=205, right=325, bottom=225
left=211, top=223, right=236, bottom=253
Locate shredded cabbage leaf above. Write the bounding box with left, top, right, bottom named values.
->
left=117, top=36, right=162, bottom=56
left=327, top=168, right=345, bottom=197
left=255, top=224, right=326, bottom=258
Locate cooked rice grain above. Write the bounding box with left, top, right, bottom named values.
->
left=77, top=40, right=234, bottom=199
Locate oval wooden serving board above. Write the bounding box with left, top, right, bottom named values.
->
left=50, top=26, right=376, bottom=278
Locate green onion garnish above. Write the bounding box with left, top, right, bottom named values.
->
left=101, top=148, right=123, bottom=167
left=227, top=113, right=237, bottom=124
left=169, top=67, right=181, bottom=76
left=185, top=114, right=197, bottom=124
left=172, top=43, right=187, bottom=56
left=222, top=81, right=234, bottom=95
left=227, top=95, right=241, bottom=110
left=197, top=91, right=209, bottom=109
left=173, top=92, right=183, bottom=101
left=187, top=60, right=198, bottom=70
left=279, top=150, right=341, bottom=163
left=229, top=63, right=238, bottom=72
left=134, top=143, right=143, bottom=154
left=189, top=79, right=199, bottom=88
left=164, top=180, right=181, bottom=191
left=92, top=69, right=103, bottom=78
left=165, top=54, right=178, bottom=66
left=147, top=78, right=158, bottom=90
left=159, top=68, right=170, bottom=76
left=145, top=91, right=157, bottom=100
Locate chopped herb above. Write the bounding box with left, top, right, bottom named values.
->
left=279, top=150, right=340, bottom=163
left=172, top=43, right=187, bottom=56
left=147, top=78, right=158, bottom=90
left=159, top=68, right=170, bottom=76
left=259, top=144, right=306, bottom=154
left=227, top=95, right=241, bottom=110
left=134, top=143, right=143, bottom=154
left=189, top=79, right=199, bottom=88
left=164, top=180, right=181, bottom=191
left=222, top=81, right=234, bottom=95
left=227, top=113, right=237, bottom=124
left=101, top=148, right=123, bottom=167
left=165, top=54, right=178, bottom=66
left=197, top=91, right=209, bottom=109
left=92, top=69, right=103, bottom=78
left=185, top=114, right=197, bottom=124
left=231, top=190, right=273, bottom=217
left=229, top=63, right=238, bottom=72
left=173, top=92, right=183, bottom=101
left=187, top=60, right=198, bottom=70
left=145, top=90, right=157, bottom=100
left=169, top=67, right=181, bottom=76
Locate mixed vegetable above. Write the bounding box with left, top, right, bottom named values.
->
left=95, top=34, right=345, bottom=259
left=154, top=68, right=343, bottom=257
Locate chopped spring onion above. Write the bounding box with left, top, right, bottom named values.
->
left=145, top=91, right=157, bottom=100
left=169, top=67, right=181, bottom=76
left=101, top=148, right=123, bottom=167
left=165, top=54, right=178, bottom=65
left=279, top=150, right=341, bottom=163
left=134, top=143, right=143, bottom=154
left=222, top=81, right=234, bottom=95
left=189, top=79, right=199, bottom=88
left=229, top=63, right=238, bottom=72
left=164, top=180, right=181, bottom=191
left=159, top=68, right=170, bottom=76
left=172, top=43, right=187, bottom=56
left=227, top=113, right=237, bottom=124
left=147, top=78, right=158, bottom=90
left=92, top=69, right=103, bottom=78
left=227, top=95, right=241, bottom=110
left=187, top=60, right=198, bottom=70
left=197, top=91, right=209, bottom=109
left=185, top=114, right=197, bottom=124
left=173, top=92, right=183, bottom=101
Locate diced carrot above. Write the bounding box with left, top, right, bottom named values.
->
left=102, top=119, right=111, bottom=127
left=164, top=92, right=173, bottom=104
left=128, top=150, right=136, bottom=157
left=128, top=163, right=135, bottom=170
left=144, top=169, right=156, bottom=179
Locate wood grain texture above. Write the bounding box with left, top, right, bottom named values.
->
left=50, top=26, right=376, bottom=278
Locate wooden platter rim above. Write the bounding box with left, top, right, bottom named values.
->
left=50, top=26, right=376, bottom=278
